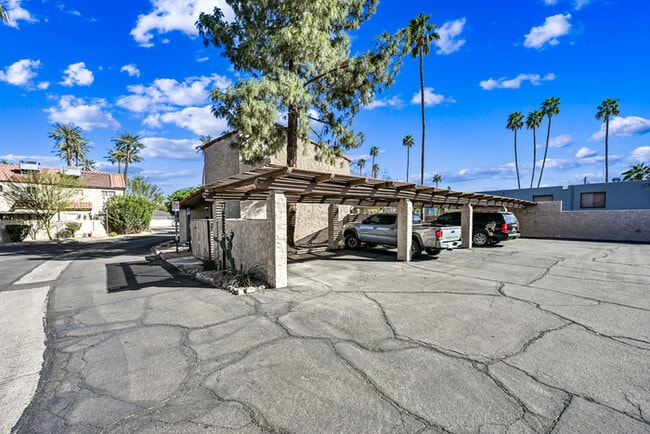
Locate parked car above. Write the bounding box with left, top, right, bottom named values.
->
left=434, top=211, right=520, bottom=247
left=343, top=213, right=462, bottom=257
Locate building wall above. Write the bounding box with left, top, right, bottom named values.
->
left=201, top=134, right=352, bottom=243
left=517, top=201, right=650, bottom=243
left=483, top=180, right=650, bottom=211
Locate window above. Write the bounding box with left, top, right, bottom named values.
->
left=101, top=190, right=116, bottom=200
left=75, top=189, right=84, bottom=197
left=533, top=194, right=554, bottom=202
left=580, top=192, right=606, bottom=208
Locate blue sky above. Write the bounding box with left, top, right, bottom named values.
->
left=1, top=0, right=649, bottom=195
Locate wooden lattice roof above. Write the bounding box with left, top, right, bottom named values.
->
left=202, top=165, right=535, bottom=209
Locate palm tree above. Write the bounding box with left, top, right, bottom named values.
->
left=407, top=13, right=440, bottom=185
left=621, top=163, right=650, bottom=181
left=402, top=134, right=414, bottom=182
left=106, top=148, right=126, bottom=174
left=537, top=97, right=561, bottom=188
left=506, top=112, right=524, bottom=189
left=357, top=158, right=366, bottom=176
left=595, top=98, right=620, bottom=183
left=48, top=123, right=88, bottom=167
left=1, top=3, right=10, bottom=23
left=525, top=110, right=544, bottom=188
left=372, top=163, right=380, bottom=178
left=370, top=145, right=379, bottom=174
left=111, top=133, right=145, bottom=181
left=432, top=173, right=442, bottom=187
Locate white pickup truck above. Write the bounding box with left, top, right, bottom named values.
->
left=343, top=212, right=462, bottom=257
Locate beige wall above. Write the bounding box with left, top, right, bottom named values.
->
left=517, top=201, right=650, bottom=243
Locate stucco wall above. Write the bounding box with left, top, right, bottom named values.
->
left=223, top=219, right=270, bottom=274
left=517, top=201, right=650, bottom=242
left=0, top=218, right=107, bottom=242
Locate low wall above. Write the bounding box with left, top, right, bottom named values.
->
left=224, top=219, right=269, bottom=273
left=517, top=201, right=650, bottom=243
left=0, top=219, right=107, bottom=242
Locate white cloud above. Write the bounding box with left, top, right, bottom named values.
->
left=590, top=116, right=650, bottom=141
left=60, top=62, right=94, bottom=87
left=364, top=95, right=404, bottom=110
left=116, top=74, right=231, bottom=113
left=0, top=58, right=41, bottom=87
left=479, top=73, right=555, bottom=90
left=140, top=137, right=203, bottom=160
left=629, top=146, right=650, bottom=163
left=435, top=18, right=466, bottom=55
left=144, top=105, right=227, bottom=135
left=576, top=147, right=597, bottom=158
left=37, top=81, right=50, bottom=90
left=524, top=14, right=572, bottom=49
left=549, top=134, right=572, bottom=148
left=120, top=64, right=141, bottom=77
left=411, top=88, right=453, bottom=106
left=45, top=95, right=120, bottom=130
left=3, top=0, right=38, bottom=28
left=130, top=0, right=234, bottom=47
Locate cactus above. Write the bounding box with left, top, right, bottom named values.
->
left=216, top=231, right=236, bottom=272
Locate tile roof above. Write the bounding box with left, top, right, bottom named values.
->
left=0, top=164, right=126, bottom=190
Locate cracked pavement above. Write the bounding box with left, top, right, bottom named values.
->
left=14, top=238, right=650, bottom=433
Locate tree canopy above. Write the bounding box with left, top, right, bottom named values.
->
left=621, top=162, right=650, bottom=181
left=197, top=0, right=407, bottom=166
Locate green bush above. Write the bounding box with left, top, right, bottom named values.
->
left=65, top=222, right=82, bottom=238
left=5, top=224, right=31, bottom=242
left=105, top=195, right=155, bottom=235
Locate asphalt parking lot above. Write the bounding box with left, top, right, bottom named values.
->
left=14, top=237, right=650, bottom=433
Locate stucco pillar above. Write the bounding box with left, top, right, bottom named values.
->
left=327, top=204, right=343, bottom=250
left=461, top=204, right=474, bottom=249
left=266, top=191, right=287, bottom=288
left=397, top=198, right=413, bottom=261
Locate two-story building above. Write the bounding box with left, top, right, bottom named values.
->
left=0, top=161, right=126, bottom=241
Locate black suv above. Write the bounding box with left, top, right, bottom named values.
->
left=435, top=211, right=520, bottom=247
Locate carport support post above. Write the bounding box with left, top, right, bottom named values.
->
left=266, top=190, right=287, bottom=288
left=327, top=204, right=342, bottom=250
left=461, top=204, right=474, bottom=249
left=397, top=199, right=413, bottom=261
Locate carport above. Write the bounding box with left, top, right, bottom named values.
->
left=202, top=164, right=534, bottom=287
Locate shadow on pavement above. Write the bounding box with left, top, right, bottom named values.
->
left=106, top=257, right=203, bottom=293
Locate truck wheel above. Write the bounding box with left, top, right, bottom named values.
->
left=411, top=239, right=423, bottom=257
left=345, top=234, right=361, bottom=249
left=425, top=248, right=441, bottom=256
left=472, top=230, right=489, bottom=247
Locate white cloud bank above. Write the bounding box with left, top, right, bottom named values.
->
left=45, top=95, right=120, bottom=130
left=60, top=62, right=94, bottom=87
left=524, top=14, right=572, bottom=49
left=2, top=0, right=37, bottom=28
left=480, top=73, right=555, bottom=90
left=0, top=58, right=41, bottom=87
left=435, top=18, right=466, bottom=55
left=629, top=146, right=650, bottom=163
left=411, top=88, right=454, bottom=106
left=130, top=0, right=234, bottom=47
left=590, top=116, right=650, bottom=141
left=364, top=95, right=404, bottom=110
left=144, top=105, right=228, bottom=136
left=140, top=137, right=202, bottom=160
left=120, top=64, right=141, bottom=77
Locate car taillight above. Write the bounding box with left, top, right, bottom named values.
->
left=500, top=223, right=508, bottom=233
left=435, top=229, right=443, bottom=240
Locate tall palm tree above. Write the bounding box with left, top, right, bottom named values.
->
left=112, top=133, right=145, bottom=181
left=372, top=163, right=380, bottom=178
left=432, top=173, right=442, bottom=187
left=106, top=148, right=126, bottom=174
left=1, top=4, right=9, bottom=23
left=506, top=112, right=524, bottom=189
left=595, top=98, right=620, bottom=183
left=537, top=97, right=561, bottom=188
left=369, top=145, right=379, bottom=174
left=48, top=123, right=87, bottom=167
left=407, top=13, right=439, bottom=185
left=525, top=110, right=544, bottom=188
left=621, top=163, right=650, bottom=181
left=357, top=158, right=366, bottom=176
left=402, top=134, right=414, bottom=182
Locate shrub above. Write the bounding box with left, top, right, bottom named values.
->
left=105, top=195, right=155, bottom=235
left=5, top=224, right=31, bottom=242
left=229, top=265, right=265, bottom=287
left=65, top=222, right=82, bottom=238
left=202, top=258, right=221, bottom=271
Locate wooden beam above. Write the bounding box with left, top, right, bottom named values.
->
left=373, top=181, right=394, bottom=189
left=347, top=177, right=368, bottom=187
left=313, top=173, right=335, bottom=184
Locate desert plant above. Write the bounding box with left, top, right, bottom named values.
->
left=229, top=265, right=265, bottom=288
left=216, top=231, right=236, bottom=272
left=202, top=258, right=221, bottom=271
left=5, top=224, right=31, bottom=242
